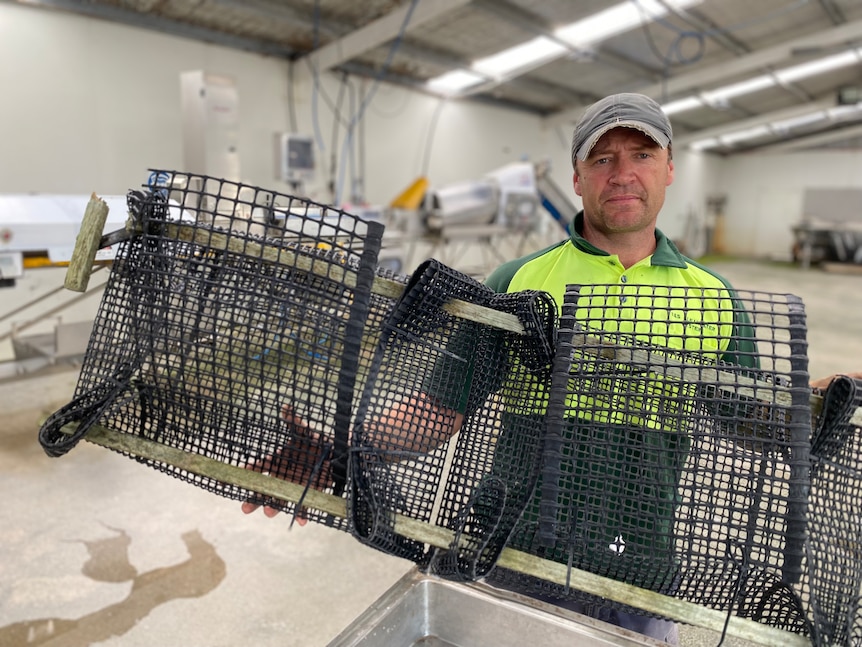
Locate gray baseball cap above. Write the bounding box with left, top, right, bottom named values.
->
left=571, top=93, right=672, bottom=165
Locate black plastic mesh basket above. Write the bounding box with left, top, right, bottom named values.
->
left=482, top=283, right=814, bottom=632
left=345, top=258, right=558, bottom=573
left=347, top=276, right=826, bottom=634
left=39, top=170, right=401, bottom=526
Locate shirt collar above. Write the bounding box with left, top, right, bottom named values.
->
left=568, top=211, right=688, bottom=268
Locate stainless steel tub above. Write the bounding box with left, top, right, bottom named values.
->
left=328, top=568, right=660, bottom=646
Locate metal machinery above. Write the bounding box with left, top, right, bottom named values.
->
left=792, top=187, right=862, bottom=269
left=0, top=195, right=131, bottom=379
left=0, top=194, right=130, bottom=285
left=386, top=160, right=577, bottom=277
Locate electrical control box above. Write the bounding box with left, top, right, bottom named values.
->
left=276, top=133, right=315, bottom=185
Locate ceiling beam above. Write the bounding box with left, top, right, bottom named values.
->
left=544, top=18, right=862, bottom=129
left=303, top=0, right=470, bottom=73
left=6, top=0, right=298, bottom=58
left=816, top=0, right=846, bottom=26
left=208, top=0, right=329, bottom=35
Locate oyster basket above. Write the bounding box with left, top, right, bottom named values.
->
left=39, top=171, right=862, bottom=646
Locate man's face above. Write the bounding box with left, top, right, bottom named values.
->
left=573, top=127, right=674, bottom=236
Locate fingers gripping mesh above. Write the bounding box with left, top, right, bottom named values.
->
left=39, top=171, right=393, bottom=526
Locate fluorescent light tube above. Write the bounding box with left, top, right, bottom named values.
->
left=472, top=36, right=568, bottom=78
left=826, top=103, right=862, bottom=120
left=689, top=137, right=721, bottom=151
left=427, top=69, right=485, bottom=94
left=431, top=0, right=706, bottom=97
left=555, top=0, right=703, bottom=48
left=701, top=75, right=775, bottom=105
left=664, top=47, right=862, bottom=117
left=719, top=125, right=772, bottom=145
left=771, top=111, right=826, bottom=132
left=662, top=96, right=704, bottom=115
left=776, top=50, right=860, bottom=84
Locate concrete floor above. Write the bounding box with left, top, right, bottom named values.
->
left=1, top=259, right=860, bottom=646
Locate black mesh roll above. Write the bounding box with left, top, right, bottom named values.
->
left=806, top=375, right=862, bottom=645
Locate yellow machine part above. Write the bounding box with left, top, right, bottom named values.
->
left=23, top=256, right=69, bottom=269
left=390, top=177, right=429, bottom=210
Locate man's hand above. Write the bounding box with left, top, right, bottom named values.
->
left=810, top=372, right=862, bottom=391
left=241, top=404, right=333, bottom=524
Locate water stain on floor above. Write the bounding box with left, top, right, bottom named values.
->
left=77, top=525, right=139, bottom=583
left=0, top=527, right=226, bottom=646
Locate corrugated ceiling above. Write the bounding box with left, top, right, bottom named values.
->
left=12, top=0, right=862, bottom=154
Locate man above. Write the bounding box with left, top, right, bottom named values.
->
left=467, top=92, right=757, bottom=644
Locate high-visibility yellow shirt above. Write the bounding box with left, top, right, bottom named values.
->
left=486, top=213, right=758, bottom=368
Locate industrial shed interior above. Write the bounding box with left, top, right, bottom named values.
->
left=2, top=1, right=862, bottom=646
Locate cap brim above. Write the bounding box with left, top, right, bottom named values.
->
left=576, top=121, right=670, bottom=161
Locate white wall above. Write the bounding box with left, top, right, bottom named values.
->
left=2, top=4, right=212, bottom=193
left=718, top=149, right=862, bottom=260
left=660, top=148, right=724, bottom=253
